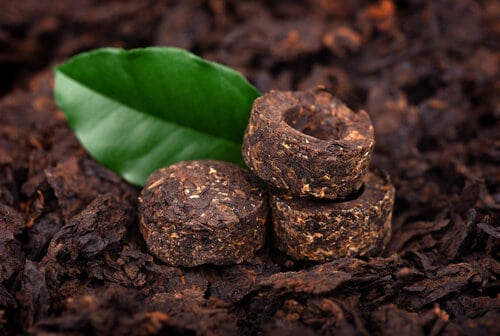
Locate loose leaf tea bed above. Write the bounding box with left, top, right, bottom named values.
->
left=1, top=1, right=499, bottom=335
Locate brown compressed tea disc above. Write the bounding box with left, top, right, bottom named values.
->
left=271, top=171, right=394, bottom=261
left=243, top=87, right=374, bottom=199
left=138, top=160, right=268, bottom=267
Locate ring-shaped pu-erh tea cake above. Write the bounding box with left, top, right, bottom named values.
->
left=271, top=171, right=394, bottom=261
left=242, top=87, right=374, bottom=199
left=138, top=160, right=268, bottom=267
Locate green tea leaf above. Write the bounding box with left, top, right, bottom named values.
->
left=54, top=47, right=261, bottom=186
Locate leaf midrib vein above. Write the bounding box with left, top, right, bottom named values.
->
left=58, top=70, right=242, bottom=148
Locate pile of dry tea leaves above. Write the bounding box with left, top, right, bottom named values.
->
left=1, top=0, right=499, bottom=335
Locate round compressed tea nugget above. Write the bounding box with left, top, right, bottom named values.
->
left=271, top=171, right=394, bottom=261
left=243, top=87, right=374, bottom=199
left=138, top=160, right=268, bottom=267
